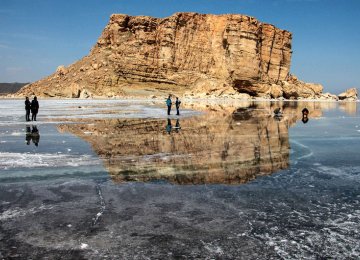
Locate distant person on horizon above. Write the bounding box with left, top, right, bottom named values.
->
left=166, top=95, right=172, bottom=115
left=175, top=97, right=181, bottom=116
left=302, top=108, right=309, bottom=124
left=25, top=97, right=31, bottom=121
left=274, top=107, right=282, bottom=116
left=31, top=96, right=39, bottom=121
left=302, top=108, right=309, bottom=117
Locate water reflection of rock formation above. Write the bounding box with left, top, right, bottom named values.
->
left=60, top=103, right=325, bottom=184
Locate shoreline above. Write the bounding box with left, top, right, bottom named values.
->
left=0, top=95, right=358, bottom=103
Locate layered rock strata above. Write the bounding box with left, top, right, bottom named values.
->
left=17, top=12, right=329, bottom=99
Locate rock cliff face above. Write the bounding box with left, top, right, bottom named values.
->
left=17, top=12, right=329, bottom=99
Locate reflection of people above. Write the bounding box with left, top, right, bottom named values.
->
left=302, top=117, right=309, bottom=124
left=174, top=119, right=181, bottom=133
left=31, top=96, right=39, bottom=121
left=166, top=95, right=172, bottom=115
left=25, top=97, right=31, bottom=121
left=25, top=125, right=40, bottom=146
left=166, top=118, right=172, bottom=134
left=25, top=125, right=32, bottom=145
left=175, top=97, right=181, bottom=116
left=31, top=125, right=40, bottom=146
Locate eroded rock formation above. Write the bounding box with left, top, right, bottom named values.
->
left=338, top=88, right=358, bottom=101
left=16, top=12, right=331, bottom=99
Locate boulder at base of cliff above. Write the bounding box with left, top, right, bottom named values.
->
left=338, top=88, right=358, bottom=101
left=270, top=84, right=283, bottom=98
left=281, top=79, right=323, bottom=99
left=63, top=83, right=81, bottom=98
left=319, top=92, right=338, bottom=101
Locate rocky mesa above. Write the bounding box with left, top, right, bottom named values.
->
left=16, top=12, right=357, bottom=100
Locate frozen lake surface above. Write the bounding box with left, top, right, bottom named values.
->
left=0, top=99, right=359, bottom=259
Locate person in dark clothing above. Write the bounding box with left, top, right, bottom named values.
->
left=25, top=97, right=31, bottom=121
left=302, top=108, right=309, bottom=117
left=274, top=107, right=282, bottom=116
left=175, top=97, right=181, bottom=116
left=31, top=96, right=39, bottom=121
left=166, top=95, right=172, bottom=115
left=301, top=108, right=309, bottom=124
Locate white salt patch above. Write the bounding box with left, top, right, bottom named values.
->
left=80, top=243, right=89, bottom=249
left=0, top=152, right=100, bottom=169
left=0, top=205, right=53, bottom=220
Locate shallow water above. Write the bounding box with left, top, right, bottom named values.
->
left=0, top=99, right=359, bottom=259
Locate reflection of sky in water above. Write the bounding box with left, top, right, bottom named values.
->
left=0, top=99, right=359, bottom=258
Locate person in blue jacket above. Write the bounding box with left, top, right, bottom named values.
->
left=166, top=95, right=172, bottom=115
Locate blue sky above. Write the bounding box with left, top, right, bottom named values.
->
left=0, top=0, right=359, bottom=93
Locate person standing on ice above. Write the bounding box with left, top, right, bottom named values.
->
left=175, top=97, right=181, bottom=116
left=166, top=95, right=172, bottom=115
left=25, top=97, right=31, bottom=121
left=31, top=96, right=39, bottom=121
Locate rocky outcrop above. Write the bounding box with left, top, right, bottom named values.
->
left=338, top=88, right=358, bottom=101
left=17, top=12, right=330, bottom=99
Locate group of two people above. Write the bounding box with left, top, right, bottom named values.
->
left=166, top=95, right=181, bottom=116
left=25, top=96, right=39, bottom=121
left=274, top=107, right=310, bottom=123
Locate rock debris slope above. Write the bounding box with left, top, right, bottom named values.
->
left=17, top=12, right=349, bottom=100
